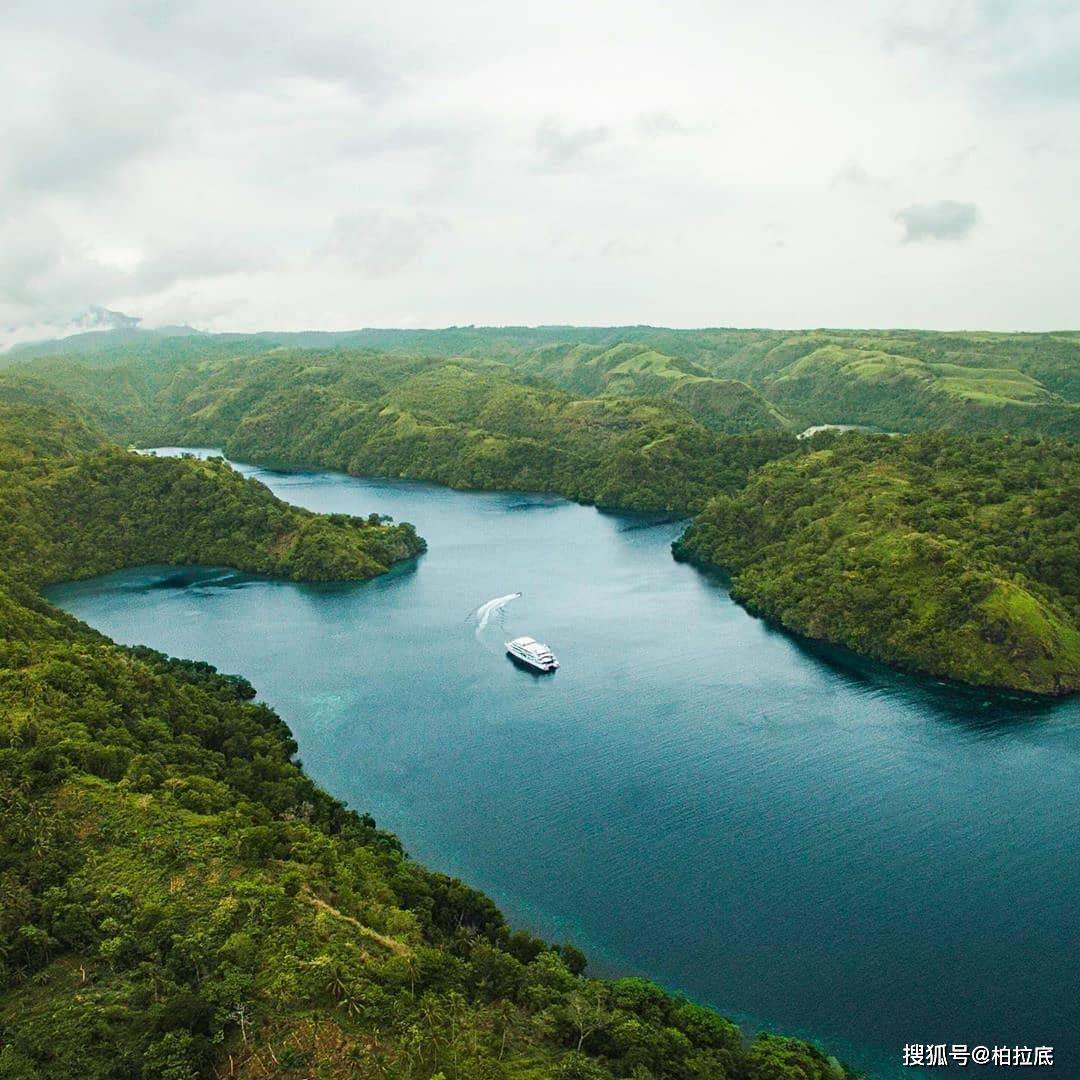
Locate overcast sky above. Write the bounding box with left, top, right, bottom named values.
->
left=2, top=0, right=1078, bottom=344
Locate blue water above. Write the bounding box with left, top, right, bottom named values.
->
left=47, top=451, right=1080, bottom=1078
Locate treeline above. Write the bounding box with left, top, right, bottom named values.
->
left=0, top=385, right=860, bottom=1077
left=675, top=433, right=1080, bottom=695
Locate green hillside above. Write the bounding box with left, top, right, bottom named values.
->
left=214, top=364, right=799, bottom=512
left=512, top=343, right=790, bottom=433
left=0, top=391, right=859, bottom=1078
left=8, top=324, right=1075, bottom=437
left=0, top=388, right=425, bottom=592
left=5, top=351, right=804, bottom=514
left=756, top=342, right=1077, bottom=436
left=674, top=433, right=1080, bottom=695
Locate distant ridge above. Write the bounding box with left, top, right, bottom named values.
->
left=5, top=324, right=1077, bottom=438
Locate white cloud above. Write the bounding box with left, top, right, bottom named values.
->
left=830, top=161, right=887, bottom=189
left=533, top=122, right=611, bottom=171
left=895, top=201, right=979, bottom=243
left=0, top=0, right=1078, bottom=337
left=636, top=112, right=696, bottom=137
left=324, top=211, right=448, bottom=276
left=600, top=238, right=650, bottom=258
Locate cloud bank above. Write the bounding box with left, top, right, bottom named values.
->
left=1, top=0, right=1078, bottom=343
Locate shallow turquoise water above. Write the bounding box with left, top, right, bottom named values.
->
left=47, top=451, right=1080, bottom=1078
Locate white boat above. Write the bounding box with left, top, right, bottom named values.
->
left=505, top=635, right=560, bottom=673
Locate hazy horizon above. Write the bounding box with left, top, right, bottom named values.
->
left=12, top=314, right=1080, bottom=351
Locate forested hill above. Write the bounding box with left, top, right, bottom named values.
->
left=4, top=351, right=806, bottom=513
left=0, top=389, right=860, bottom=1077
left=675, top=433, right=1080, bottom=696
left=0, top=387, right=425, bottom=591
left=7, top=324, right=1079, bottom=437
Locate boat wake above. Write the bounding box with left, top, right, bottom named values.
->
left=470, top=592, right=521, bottom=637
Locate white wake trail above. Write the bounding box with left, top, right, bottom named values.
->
left=473, top=592, right=522, bottom=634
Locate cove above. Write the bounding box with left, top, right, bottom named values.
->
left=46, top=450, right=1080, bottom=1079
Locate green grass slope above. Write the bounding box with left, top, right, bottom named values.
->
left=758, top=343, right=1078, bottom=436
left=514, top=342, right=790, bottom=433
left=210, top=364, right=802, bottom=512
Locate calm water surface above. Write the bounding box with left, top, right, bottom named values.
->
left=48, top=451, right=1080, bottom=1078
